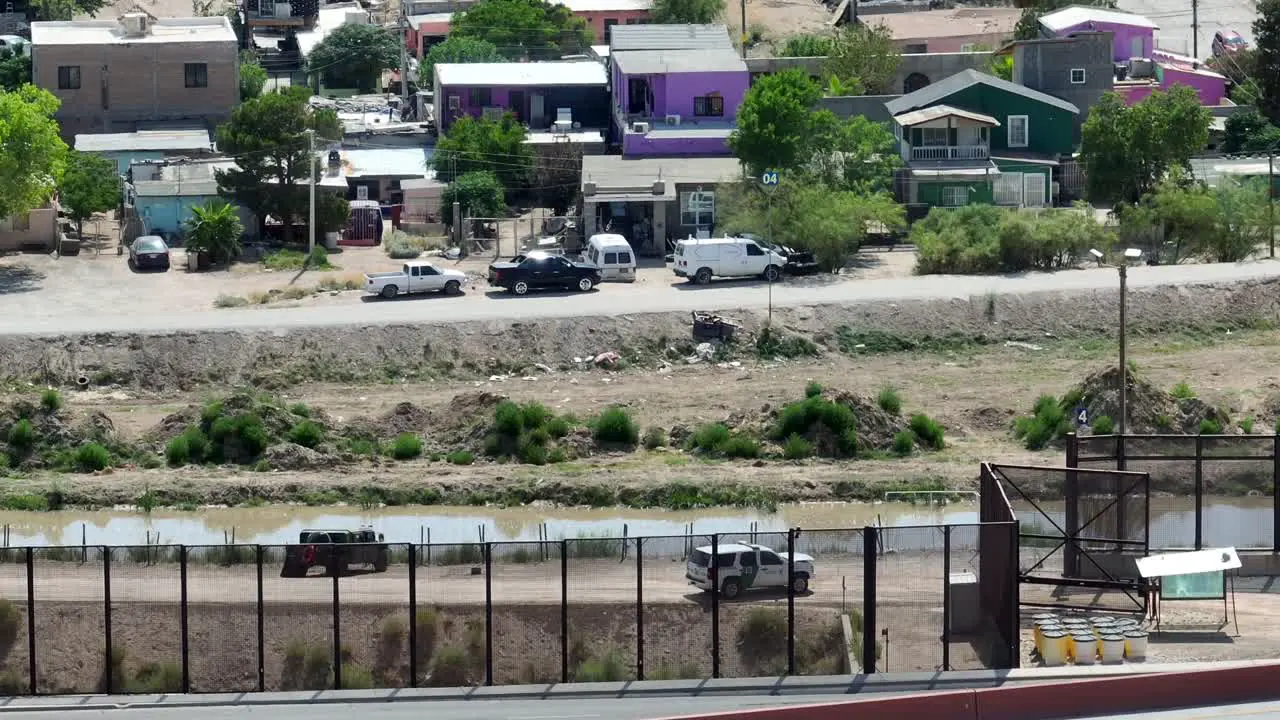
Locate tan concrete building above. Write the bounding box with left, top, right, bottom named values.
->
left=31, top=14, right=239, bottom=138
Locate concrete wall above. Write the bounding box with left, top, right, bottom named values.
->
left=621, top=131, right=729, bottom=156
left=1014, top=32, right=1113, bottom=139
left=34, top=40, right=238, bottom=138
left=747, top=51, right=990, bottom=96
left=576, top=10, right=648, bottom=42
left=436, top=84, right=610, bottom=132
left=135, top=194, right=221, bottom=238
left=0, top=208, right=58, bottom=252
left=817, top=94, right=899, bottom=123
left=615, top=69, right=749, bottom=120
left=1043, top=19, right=1153, bottom=62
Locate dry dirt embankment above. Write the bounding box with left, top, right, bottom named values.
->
left=3, top=278, right=1279, bottom=391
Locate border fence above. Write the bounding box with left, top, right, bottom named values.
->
left=0, top=522, right=1018, bottom=696
left=1068, top=433, right=1280, bottom=552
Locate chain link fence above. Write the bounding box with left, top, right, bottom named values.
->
left=0, top=523, right=1018, bottom=695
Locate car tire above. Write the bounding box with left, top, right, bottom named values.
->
left=695, top=268, right=712, bottom=285
left=577, top=276, right=594, bottom=292
left=791, top=574, right=809, bottom=594
left=512, top=281, right=529, bottom=295
left=721, top=578, right=741, bottom=600
left=763, top=265, right=781, bottom=282
left=444, top=280, right=461, bottom=295
left=380, top=284, right=398, bottom=299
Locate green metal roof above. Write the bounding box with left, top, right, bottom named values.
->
left=885, top=69, right=1080, bottom=117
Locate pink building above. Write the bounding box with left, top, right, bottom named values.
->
left=408, top=0, right=651, bottom=57
left=865, top=7, right=1021, bottom=54
left=1114, top=50, right=1227, bottom=106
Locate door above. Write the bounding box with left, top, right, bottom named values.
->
left=738, top=551, right=759, bottom=590
left=411, top=264, right=441, bottom=292
left=758, top=550, right=786, bottom=587
left=744, top=242, right=767, bottom=275
left=523, top=256, right=547, bottom=286
left=530, top=93, right=545, bottom=127
left=1130, top=35, right=1143, bottom=59
left=1023, top=172, right=1047, bottom=208
left=508, top=90, right=526, bottom=123
left=552, top=256, right=575, bottom=286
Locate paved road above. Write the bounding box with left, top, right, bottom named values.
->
left=1090, top=700, right=1280, bottom=719
left=1117, top=0, right=1257, bottom=58
left=4, top=259, right=1280, bottom=338
left=0, top=695, right=859, bottom=720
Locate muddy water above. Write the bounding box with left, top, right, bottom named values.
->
left=0, top=496, right=1269, bottom=548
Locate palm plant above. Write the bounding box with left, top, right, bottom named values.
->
left=185, top=199, right=244, bottom=266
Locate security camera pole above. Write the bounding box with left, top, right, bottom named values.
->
left=761, top=169, right=779, bottom=325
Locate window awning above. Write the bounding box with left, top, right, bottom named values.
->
left=894, top=104, right=1000, bottom=128
left=586, top=187, right=676, bottom=203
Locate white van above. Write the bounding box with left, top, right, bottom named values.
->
left=582, top=233, right=637, bottom=282
left=672, top=236, right=787, bottom=284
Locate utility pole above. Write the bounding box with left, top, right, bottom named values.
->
left=1270, top=152, right=1276, bottom=258
left=399, top=0, right=411, bottom=117
left=1118, top=262, right=1128, bottom=436
left=308, top=128, right=316, bottom=254
left=1192, top=0, right=1199, bottom=57
left=740, top=0, right=747, bottom=58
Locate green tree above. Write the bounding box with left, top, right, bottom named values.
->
left=60, top=151, right=121, bottom=241
left=1014, top=0, right=1116, bottom=41
left=1256, top=0, right=1280, bottom=124
left=823, top=23, right=900, bottom=95
left=316, top=192, right=351, bottom=234
left=432, top=113, right=533, bottom=187
left=442, top=171, right=505, bottom=237
left=1222, top=106, right=1280, bottom=152
left=0, top=43, right=31, bottom=92
left=308, top=24, right=402, bottom=92
left=533, top=139, right=582, bottom=215
left=185, top=199, right=244, bottom=266
left=729, top=69, right=824, bottom=178
left=0, top=86, right=68, bottom=220
left=806, top=113, right=900, bottom=194
left=1080, top=87, right=1210, bottom=205
left=215, top=87, right=340, bottom=242
left=239, top=53, right=268, bottom=100
left=775, top=34, right=832, bottom=57
left=421, top=36, right=503, bottom=87
left=28, top=0, right=110, bottom=20
left=449, top=0, right=592, bottom=61
left=988, top=53, right=1014, bottom=81
left=651, top=0, right=723, bottom=24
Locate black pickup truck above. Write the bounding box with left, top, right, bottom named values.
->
left=488, top=251, right=601, bottom=295
left=280, top=527, right=388, bottom=578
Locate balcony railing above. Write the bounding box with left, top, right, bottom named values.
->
left=911, top=145, right=989, bottom=161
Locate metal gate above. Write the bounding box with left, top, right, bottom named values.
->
left=981, top=463, right=1151, bottom=614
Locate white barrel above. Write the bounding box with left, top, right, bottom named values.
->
left=1124, top=629, right=1149, bottom=659
left=1041, top=630, right=1069, bottom=666
left=1034, top=620, right=1061, bottom=654
left=1089, top=616, right=1114, bottom=627
left=1099, top=633, right=1125, bottom=664
left=1072, top=634, right=1097, bottom=665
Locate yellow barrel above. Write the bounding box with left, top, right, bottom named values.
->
left=1041, top=629, right=1069, bottom=666
left=1099, top=633, right=1125, bottom=664
left=1072, top=634, right=1097, bottom=665
left=1034, top=619, right=1061, bottom=654
left=1124, top=629, right=1149, bottom=659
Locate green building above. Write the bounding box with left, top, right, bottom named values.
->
left=885, top=69, right=1079, bottom=211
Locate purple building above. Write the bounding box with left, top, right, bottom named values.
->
left=1037, top=5, right=1158, bottom=62
left=608, top=24, right=748, bottom=157
left=432, top=61, right=610, bottom=134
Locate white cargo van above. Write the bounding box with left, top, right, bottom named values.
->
left=581, top=233, right=637, bottom=282
left=672, top=236, right=787, bottom=284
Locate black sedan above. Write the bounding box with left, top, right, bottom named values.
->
left=129, top=235, right=170, bottom=271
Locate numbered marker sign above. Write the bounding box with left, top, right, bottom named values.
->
left=1074, top=406, right=1089, bottom=427
left=761, top=171, right=779, bottom=186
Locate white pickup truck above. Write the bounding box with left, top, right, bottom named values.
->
left=364, top=261, right=469, bottom=299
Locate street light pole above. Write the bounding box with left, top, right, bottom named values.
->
left=1118, top=262, right=1128, bottom=436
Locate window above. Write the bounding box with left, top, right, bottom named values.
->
left=625, top=17, right=640, bottom=23
left=716, top=553, right=735, bottom=568
left=693, top=95, right=724, bottom=117
left=941, top=186, right=968, bottom=207
left=760, top=551, right=784, bottom=566
left=920, top=127, right=948, bottom=146
left=604, top=252, right=618, bottom=264
left=745, top=243, right=764, bottom=256
left=57, top=65, right=80, bottom=90
left=604, top=18, right=618, bottom=38
left=1007, top=115, right=1029, bottom=148
left=184, top=63, right=208, bottom=88
left=1070, top=68, right=1086, bottom=84
left=739, top=552, right=757, bottom=567
left=617, top=251, right=631, bottom=264
left=680, top=191, right=715, bottom=226
left=469, top=88, right=491, bottom=106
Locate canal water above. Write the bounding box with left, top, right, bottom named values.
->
left=0, top=496, right=1271, bottom=549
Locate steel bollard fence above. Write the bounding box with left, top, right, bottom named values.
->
left=862, top=527, right=878, bottom=674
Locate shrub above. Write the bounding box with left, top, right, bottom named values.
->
left=756, top=327, right=819, bottom=359
left=415, top=608, right=439, bottom=664
left=720, top=435, right=760, bottom=459
left=574, top=648, right=629, bottom=682
left=782, top=434, right=813, bottom=460
left=908, top=414, right=945, bottom=450
left=593, top=407, right=639, bottom=447
left=208, top=413, right=269, bottom=462
left=446, top=450, right=474, bottom=465
left=290, top=403, right=311, bottom=418
left=214, top=294, right=249, bottom=308
left=892, top=430, right=914, bottom=457
left=912, top=204, right=1113, bottom=275
left=340, top=664, right=376, bottom=689
left=132, top=661, right=182, bottom=693
left=288, top=420, right=324, bottom=449
left=391, top=433, right=423, bottom=460
left=520, top=402, right=553, bottom=430
left=692, top=423, right=732, bottom=452
left=1200, top=418, right=1222, bottom=435
left=643, top=426, right=666, bottom=450
left=1171, top=382, right=1196, bottom=399
left=839, top=428, right=859, bottom=457
left=427, top=646, right=471, bottom=687
left=736, top=607, right=787, bottom=673
left=1013, top=394, right=1070, bottom=450
left=493, top=401, right=524, bottom=437
left=547, top=447, right=567, bottom=463
left=0, top=599, right=20, bottom=651
left=876, top=387, right=902, bottom=414
left=6, top=419, right=34, bottom=449
left=804, top=381, right=823, bottom=398
left=1092, top=415, right=1115, bottom=434
left=73, top=443, right=112, bottom=472
left=165, top=436, right=191, bottom=466
left=1240, top=417, right=1256, bottom=434
left=40, top=389, right=61, bottom=413
left=517, top=437, right=548, bottom=465
left=546, top=416, right=572, bottom=438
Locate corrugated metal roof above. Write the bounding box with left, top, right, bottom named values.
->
left=885, top=69, right=1079, bottom=116
left=613, top=48, right=746, bottom=74
left=892, top=104, right=999, bottom=127
left=1038, top=5, right=1158, bottom=33
left=607, top=23, right=732, bottom=51
left=435, top=60, right=606, bottom=87
left=76, top=129, right=213, bottom=153
left=581, top=155, right=741, bottom=190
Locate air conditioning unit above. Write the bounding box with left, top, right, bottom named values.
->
left=631, top=121, right=650, bottom=133
left=1128, top=58, right=1154, bottom=78
left=664, top=114, right=681, bottom=126
left=583, top=181, right=597, bottom=196
left=119, top=12, right=149, bottom=36
left=652, top=180, right=665, bottom=195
